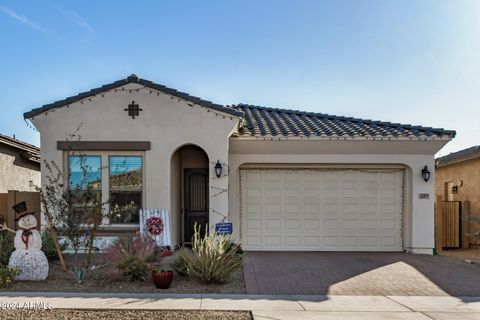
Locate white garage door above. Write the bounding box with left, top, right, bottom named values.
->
left=240, top=168, right=404, bottom=251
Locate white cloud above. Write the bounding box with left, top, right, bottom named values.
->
left=0, top=6, right=53, bottom=35
left=63, top=10, right=94, bottom=33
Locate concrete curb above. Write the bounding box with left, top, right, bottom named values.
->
left=1, top=292, right=480, bottom=319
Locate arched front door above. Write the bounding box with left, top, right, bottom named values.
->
left=184, top=168, right=209, bottom=242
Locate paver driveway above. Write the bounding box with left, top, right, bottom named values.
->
left=243, top=252, right=480, bottom=296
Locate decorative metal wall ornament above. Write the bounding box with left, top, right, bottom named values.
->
left=125, top=101, right=143, bottom=119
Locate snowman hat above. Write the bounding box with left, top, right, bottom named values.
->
left=13, top=201, right=36, bottom=221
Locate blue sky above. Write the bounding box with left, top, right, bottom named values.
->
left=1, top=0, right=479, bottom=156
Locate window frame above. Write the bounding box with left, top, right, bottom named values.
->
left=64, top=151, right=145, bottom=230
left=66, top=154, right=102, bottom=225
left=108, top=155, right=144, bottom=225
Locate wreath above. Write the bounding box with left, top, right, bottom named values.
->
left=145, top=216, right=164, bottom=236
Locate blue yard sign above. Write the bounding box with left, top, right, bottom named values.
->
left=215, top=222, right=233, bottom=235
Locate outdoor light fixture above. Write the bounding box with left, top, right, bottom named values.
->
left=215, top=160, right=223, bottom=178
left=421, top=165, right=431, bottom=182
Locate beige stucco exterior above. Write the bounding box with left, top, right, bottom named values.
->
left=30, top=83, right=452, bottom=254
left=31, top=83, right=239, bottom=242
left=436, top=157, right=480, bottom=246
left=0, top=144, right=40, bottom=193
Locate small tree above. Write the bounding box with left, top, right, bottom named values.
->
left=32, top=129, right=138, bottom=276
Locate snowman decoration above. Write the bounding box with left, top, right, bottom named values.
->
left=8, top=201, right=48, bottom=281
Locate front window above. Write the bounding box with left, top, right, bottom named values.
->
left=109, top=156, right=143, bottom=223
left=68, top=155, right=102, bottom=222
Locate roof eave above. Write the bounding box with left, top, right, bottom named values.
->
left=24, top=75, right=243, bottom=119
left=231, top=134, right=454, bottom=141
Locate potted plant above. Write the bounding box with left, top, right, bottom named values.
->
left=151, top=268, right=173, bottom=289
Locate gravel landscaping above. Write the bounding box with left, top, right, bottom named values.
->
left=0, top=309, right=252, bottom=320
left=3, top=254, right=246, bottom=294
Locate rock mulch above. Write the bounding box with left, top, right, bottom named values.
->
left=0, top=309, right=252, bottom=320
left=4, top=254, right=246, bottom=294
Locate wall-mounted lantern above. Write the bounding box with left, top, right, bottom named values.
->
left=421, top=165, right=431, bottom=182
left=215, top=160, right=223, bottom=178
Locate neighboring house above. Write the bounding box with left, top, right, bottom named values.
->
left=0, top=134, right=41, bottom=225
left=24, top=75, right=455, bottom=254
left=436, top=146, right=480, bottom=247
left=0, top=133, right=40, bottom=193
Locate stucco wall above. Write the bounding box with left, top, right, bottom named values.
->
left=435, top=158, right=480, bottom=246
left=0, top=145, right=40, bottom=193
left=228, top=139, right=444, bottom=254
left=31, top=83, right=239, bottom=234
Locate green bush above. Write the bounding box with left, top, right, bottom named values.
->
left=42, top=231, right=68, bottom=261
left=0, top=265, right=20, bottom=288
left=174, top=224, right=243, bottom=284
left=0, top=232, right=14, bottom=265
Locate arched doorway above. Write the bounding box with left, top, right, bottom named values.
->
left=170, top=144, right=209, bottom=245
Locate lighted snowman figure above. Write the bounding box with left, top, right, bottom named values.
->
left=8, top=201, right=48, bottom=281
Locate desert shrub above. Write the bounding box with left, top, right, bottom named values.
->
left=224, top=240, right=244, bottom=255
left=116, top=255, right=150, bottom=281
left=173, top=247, right=191, bottom=278
left=103, top=235, right=157, bottom=281
left=42, top=231, right=68, bottom=261
left=174, top=225, right=243, bottom=284
left=0, top=232, right=14, bottom=265
left=0, top=266, right=20, bottom=288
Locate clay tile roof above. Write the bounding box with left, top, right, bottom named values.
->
left=232, top=104, right=456, bottom=139
left=23, top=75, right=456, bottom=140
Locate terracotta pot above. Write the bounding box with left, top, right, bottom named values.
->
left=151, top=271, right=173, bottom=289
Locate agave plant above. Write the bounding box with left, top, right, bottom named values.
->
left=71, top=266, right=87, bottom=284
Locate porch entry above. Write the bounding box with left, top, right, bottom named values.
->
left=170, top=144, right=210, bottom=245
left=184, top=168, right=209, bottom=242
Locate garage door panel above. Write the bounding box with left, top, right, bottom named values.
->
left=265, top=203, right=281, bottom=215
left=265, top=187, right=282, bottom=201
left=304, top=219, right=320, bottom=230
left=241, top=169, right=403, bottom=251
left=285, top=236, right=301, bottom=246
left=246, top=171, right=263, bottom=184
left=285, top=203, right=301, bottom=215
left=284, top=188, right=301, bottom=201
left=246, top=187, right=263, bottom=201
left=304, top=236, right=321, bottom=246
left=303, top=187, right=320, bottom=201
left=265, top=236, right=282, bottom=246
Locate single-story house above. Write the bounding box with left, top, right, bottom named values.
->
left=436, top=146, right=480, bottom=247
left=0, top=133, right=41, bottom=226
left=24, top=74, right=455, bottom=254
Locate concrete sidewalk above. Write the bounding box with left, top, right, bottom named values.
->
left=1, top=292, right=479, bottom=319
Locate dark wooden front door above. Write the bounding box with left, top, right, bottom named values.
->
left=184, top=168, right=209, bottom=242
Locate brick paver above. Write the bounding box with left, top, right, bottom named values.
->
left=243, top=252, right=480, bottom=296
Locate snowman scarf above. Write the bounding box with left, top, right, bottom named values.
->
left=18, top=226, right=36, bottom=250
